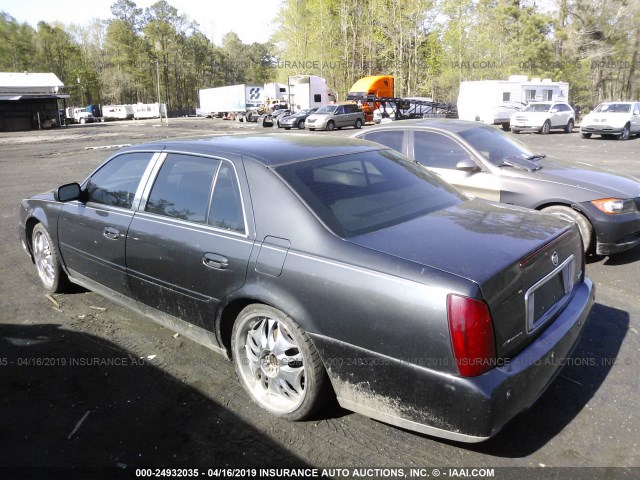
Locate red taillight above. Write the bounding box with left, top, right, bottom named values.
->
left=447, top=294, right=496, bottom=377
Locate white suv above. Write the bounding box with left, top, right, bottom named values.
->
left=580, top=101, right=640, bottom=140
left=510, top=102, right=575, bottom=134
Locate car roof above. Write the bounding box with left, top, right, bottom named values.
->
left=360, top=118, right=491, bottom=133
left=124, top=134, right=384, bottom=167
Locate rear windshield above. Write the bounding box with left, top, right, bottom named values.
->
left=276, top=150, right=463, bottom=238
left=523, top=103, right=552, bottom=112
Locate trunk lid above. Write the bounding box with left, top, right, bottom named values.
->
left=348, top=198, right=584, bottom=358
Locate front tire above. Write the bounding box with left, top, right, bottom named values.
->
left=541, top=205, right=593, bottom=253
left=232, top=304, right=328, bottom=420
left=619, top=123, right=630, bottom=140
left=540, top=120, right=550, bottom=135
left=297, top=119, right=305, bottom=129
left=581, top=132, right=592, bottom=139
left=511, top=128, right=521, bottom=134
left=32, top=223, right=70, bottom=293
left=326, top=121, right=335, bottom=131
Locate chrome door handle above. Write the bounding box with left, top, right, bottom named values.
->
left=103, top=227, right=120, bottom=240
left=203, top=253, right=228, bottom=270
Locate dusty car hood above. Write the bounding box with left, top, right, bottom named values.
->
left=502, top=157, right=640, bottom=199
left=347, top=198, right=569, bottom=284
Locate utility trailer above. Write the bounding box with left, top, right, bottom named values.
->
left=199, top=84, right=264, bottom=117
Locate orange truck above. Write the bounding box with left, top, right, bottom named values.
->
left=346, top=76, right=394, bottom=122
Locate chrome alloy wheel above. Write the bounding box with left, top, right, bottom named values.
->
left=33, top=229, right=55, bottom=289
left=235, top=314, right=307, bottom=414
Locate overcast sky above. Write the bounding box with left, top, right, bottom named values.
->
left=0, top=0, right=282, bottom=45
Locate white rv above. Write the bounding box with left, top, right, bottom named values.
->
left=133, top=103, right=167, bottom=119
left=457, top=75, right=570, bottom=129
left=287, top=75, right=336, bottom=111
left=102, top=104, right=134, bottom=121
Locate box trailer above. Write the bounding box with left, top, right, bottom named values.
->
left=199, top=84, right=264, bottom=117
left=287, top=76, right=335, bottom=111
left=457, top=75, right=570, bottom=129
left=264, top=82, right=288, bottom=102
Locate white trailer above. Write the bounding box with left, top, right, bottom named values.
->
left=457, top=75, right=570, bottom=129
left=133, top=103, right=167, bottom=119
left=287, top=75, right=336, bottom=111
left=102, top=104, right=134, bottom=121
left=263, top=82, right=288, bottom=102
left=198, top=84, right=264, bottom=117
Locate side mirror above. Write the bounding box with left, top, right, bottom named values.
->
left=456, top=158, right=481, bottom=173
left=56, top=182, right=82, bottom=202
left=634, top=110, right=640, bottom=116
left=550, top=108, right=559, bottom=113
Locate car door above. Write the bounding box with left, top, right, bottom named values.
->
left=126, top=152, right=253, bottom=332
left=360, top=129, right=408, bottom=157
left=57, top=151, right=156, bottom=296
left=632, top=103, right=640, bottom=134
left=410, top=129, right=501, bottom=201
left=333, top=105, right=346, bottom=127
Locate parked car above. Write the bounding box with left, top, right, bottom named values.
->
left=353, top=119, right=640, bottom=255
left=510, top=102, right=575, bottom=134
left=19, top=134, right=594, bottom=442
left=305, top=103, right=364, bottom=131
left=277, top=108, right=318, bottom=129
left=260, top=108, right=290, bottom=127
left=580, top=101, right=640, bottom=140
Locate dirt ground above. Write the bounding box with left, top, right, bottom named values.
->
left=0, top=118, right=639, bottom=479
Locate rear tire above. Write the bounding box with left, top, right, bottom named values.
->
left=501, top=123, right=510, bottom=131
left=232, top=304, right=328, bottom=421
left=511, top=128, right=521, bottom=134
left=355, top=118, right=363, bottom=129
left=564, top=119, right=574, bottom=133
left=541, top=205, right=593, bottom=253
left=32, top=223, right=70, bottom=293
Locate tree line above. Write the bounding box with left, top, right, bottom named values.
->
left=1, top=0, right=638, bottom=112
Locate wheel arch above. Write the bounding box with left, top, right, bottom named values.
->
left=216, top=284, right=320, bottom=359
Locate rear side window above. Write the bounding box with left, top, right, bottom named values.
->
left=208, top=163, right=245, bottom=234
left=276, top=150, right=463, bottom=238
left=86, top=152, right=151, bottom=209
left=364, top=130, right=404, bottom=153
left=146, top=154, right=219, bottom=223
left=413, top=131, right=471, bottom=169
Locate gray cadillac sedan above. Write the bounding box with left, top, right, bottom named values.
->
left=19, top=135, right=594, bottom=442
left=354, top=119, right=640, bottom=255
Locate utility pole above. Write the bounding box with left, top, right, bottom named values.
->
left=155, top=59, right=164, bottom=125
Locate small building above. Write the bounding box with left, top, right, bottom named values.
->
left=0, top=72, right=68, bottom=131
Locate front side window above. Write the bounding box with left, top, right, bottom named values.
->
left=86, top=152, right=151, bottom=209
left=413, top=131, right=471, bottom=169
left=276, top=150, right=463, bottom=238
left=458, top=126, right=535, bottom=165
left=146, top=154, right=219, bottom=223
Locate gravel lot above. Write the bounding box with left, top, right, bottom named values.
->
left=1, top=118, right=638, bottom=479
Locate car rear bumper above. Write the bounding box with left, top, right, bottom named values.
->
left=311, top=277, right=594, bottom=442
